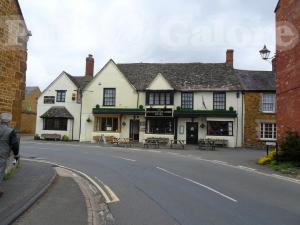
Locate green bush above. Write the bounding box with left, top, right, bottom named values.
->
left=280, top=131, right=300, bottom=162
left=62, top=135, right=70, bottom=142
left=139, top=105, right=144, bottom=110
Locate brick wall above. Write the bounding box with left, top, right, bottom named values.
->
left=244, top=92, right=276, bottom=148
left=276, top=0, right=300, bottom=141
left=20, top=88, right=41, bottom=134
left=0, top=0, right=29, bottom=130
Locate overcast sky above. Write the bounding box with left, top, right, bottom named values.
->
left=19, top=0, right=278, bottom=90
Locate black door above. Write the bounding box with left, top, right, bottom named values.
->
left=130, top=120, right=140, bottom=141
left=186, top=122, right=199, bottom=144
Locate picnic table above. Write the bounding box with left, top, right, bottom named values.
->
left=118, top=138, right=134, bottom=147
left=144, top=138, right=160, bottom=149
left=199, top=139, right=216, bottom=151
left=170, top=140, right=185, bottom=149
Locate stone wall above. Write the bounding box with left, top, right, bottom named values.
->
left=244, top=92, right=276, bottom=148
left=20, top=113, right=36, bottom=134
left=0, top=0, right=29, bottom=130
left=275, top=0, right=300, bottom=141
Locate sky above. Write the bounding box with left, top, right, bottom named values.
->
left=19, top=0, right=278, bottom=90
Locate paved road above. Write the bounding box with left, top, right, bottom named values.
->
left=20, top=141, right=300, bottom=225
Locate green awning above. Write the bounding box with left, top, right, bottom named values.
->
left=174, top=109, right=237, bottom=118
left=93, top=108, right=145, bottom=115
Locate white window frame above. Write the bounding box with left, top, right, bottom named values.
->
left=260, top=123, right=277, bottom=140
left=262, top=93, right=276, bottom=113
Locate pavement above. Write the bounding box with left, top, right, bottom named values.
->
left=0, top=160, right=56, bottom=225
left=19, top=140, right=300, bottom=225
left=0, top=158, right=110, bottom=225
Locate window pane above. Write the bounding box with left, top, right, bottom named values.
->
left=146, top=118, right=174, bottom=134
left=160, top=93, right=165, bottom=105
left=213, top=92, right=226, bottom=110
left=182, top=92, right=193, bottom=109
left=103, top=89, right=116, bottom=106
left=262, top=94, right=275, bottom=112
left=207, top=121, right=232, bottom=136
left=149, top=93, right=154, bottom=105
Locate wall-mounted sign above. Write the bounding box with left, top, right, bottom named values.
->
left=146, top=108, right=173, bottom=117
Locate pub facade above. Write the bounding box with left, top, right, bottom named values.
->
left=80, top=54, right=244, bottom=147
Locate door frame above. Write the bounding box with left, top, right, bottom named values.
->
left=129, top=120, right=140, bottom=141
left=186, top=122, right=199, bottom=145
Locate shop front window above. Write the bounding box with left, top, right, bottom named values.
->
left=146, top=118, right=174, bottom=134
left=95, top=117, right=119, bottom=132
left=207, top=121, right=233, bottom=136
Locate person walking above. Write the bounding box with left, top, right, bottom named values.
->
left=0, top=113, right=20, bottom=198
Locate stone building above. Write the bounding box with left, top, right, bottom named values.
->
left=20, top=86, right=41, bottom=134
left=236, top=70, right=276, bottom=147
left=0, top=0, right=30, bottom=129
left=275, top=0, right=300, bottom=140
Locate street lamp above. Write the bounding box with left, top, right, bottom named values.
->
left=259, top=45, right=271, bottom=60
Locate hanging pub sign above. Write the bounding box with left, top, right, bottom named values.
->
left=146, top=108, right=173, bottom=117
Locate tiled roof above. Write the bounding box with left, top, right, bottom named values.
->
left=40, top=106, right=74, bottom=119
left=116, top=63, right=242, bottom=91
left=65, top=73, right=92, bottom=90
left=235, top=70, right=275, bottom=91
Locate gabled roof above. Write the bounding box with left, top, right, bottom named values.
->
left=41, top=106, right=74, bottom=119
left=275, top=0, right=280, bottom=12
left=25, top=86, right=40, bottom=96
left=65, top=73, right=92, bottom=90
left=235, top=70, right=275, bottom=91
left=116, top=63, right=242, bottom=91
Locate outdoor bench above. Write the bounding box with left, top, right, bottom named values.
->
left=199, top=139, right=216, bottom=151
left=41, top=133, right=61, bottom=141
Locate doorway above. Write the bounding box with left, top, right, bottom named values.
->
left=186, top=122, right=199, bottom=144
left=130, top=120, right=140, bottom=141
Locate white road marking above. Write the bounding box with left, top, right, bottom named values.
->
left=22, top=158, right=118, bottom=204
left=271, top=174, right=300, bottom=183
left=95, top=177, right=120, bottom=203
left=212, top=160, right=229, bottom=165
left=156, top=167, right=237, bottom=203
left=237, top=166, right=257, bottom=171
left=111, top=156, right=136, bottom=162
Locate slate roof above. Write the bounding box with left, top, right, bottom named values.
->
left=25, top=86, right=39, bottom=96
left=41, top=106, right=74, bottom=119
left=116, top=63, right=242, bottom=91
left=235, top=70, right=275, bottom=91
left=65, top=73, right=92, bottom=90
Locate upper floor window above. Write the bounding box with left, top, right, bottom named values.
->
left=213, top=92, right=226, bottom=110
left=260, top=123, right=277, bottom=140
left=103, top=88, right=116, bottom=106
left=56, top=91, right=66, bottom=102
left=181, top=92, right=193, bottom=109
left=44, top=96, right=55, bottom=104
left=146, top=92, right=174, bottom=105
left=262, top=93, right=276, bottom=113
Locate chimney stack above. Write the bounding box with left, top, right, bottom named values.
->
left=226, top=49, right=234, bottom=67
left=85, top=54, right=94, bottom=77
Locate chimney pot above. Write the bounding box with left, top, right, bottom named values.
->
left=85, top=54, right=94, bottom=77
left=226, top=49, right=234, bottom=67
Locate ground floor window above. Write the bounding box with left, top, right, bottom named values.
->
left=43, top=118, right=68, bottom=131
left=95, top=117, right=119, bottom=132
left=260, top=123, right=276, bottom=140
left=146, top=118, right=174, bottom=134
left=207, top=121, right=233, bottom=136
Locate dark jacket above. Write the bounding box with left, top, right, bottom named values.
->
left=0, top=125, right=19, bottom=160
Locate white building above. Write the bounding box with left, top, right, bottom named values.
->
left=36, top=55, right=94, bottom=140
left=36, top=50, right=274, bottom=148
left=80, top=50, right=243, bottom=147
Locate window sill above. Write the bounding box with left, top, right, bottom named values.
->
left=262, top=111, right=276, bottom=114
left=260, top=138, right=277, bottom=141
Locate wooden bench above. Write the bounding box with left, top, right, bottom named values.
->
left=144, top=139, right=160, bottom=149
left=118, top=138, right=134, bottom=147
left=213, top=139, right=228, bottom=147
left=199, top=139, right=216, bottom=151
left=41, top=134, right=61, bottom=141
